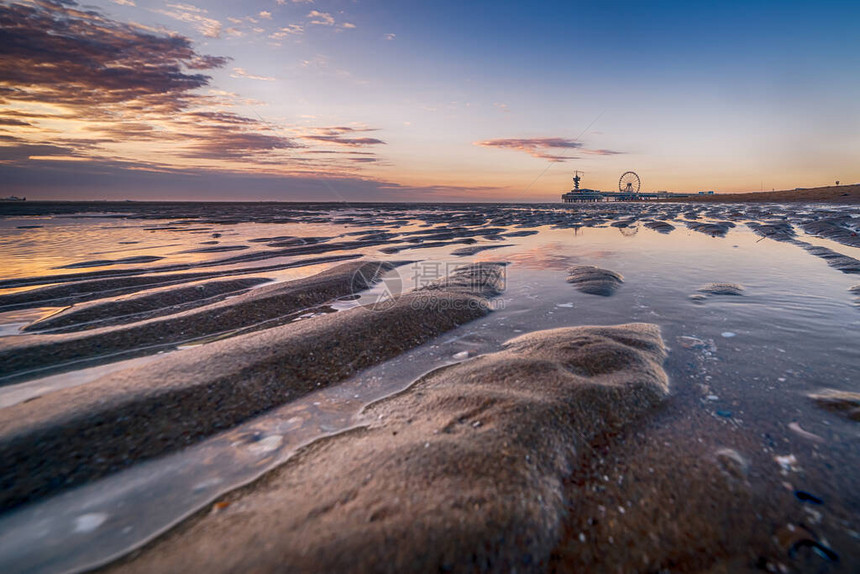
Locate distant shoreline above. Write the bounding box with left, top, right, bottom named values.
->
left=1, top=183, right=858, bottom=209
left=665, top=183, right=860, bottom=204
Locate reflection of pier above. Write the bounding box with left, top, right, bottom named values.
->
left=561, top=171, right=691, bottom=203
left=562, top=190, right=692, bottom=202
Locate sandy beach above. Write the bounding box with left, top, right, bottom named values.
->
left=2, top=0, right=857, bottom=571
left=0, top=201, right=857, bottom=573
left=670, top=184, right=860, bottom=204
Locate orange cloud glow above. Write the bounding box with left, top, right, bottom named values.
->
left=0, top=0, right=385, bottom=180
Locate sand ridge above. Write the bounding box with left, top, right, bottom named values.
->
left=0, top=261, right=504, bottom=510
left=0, top=260, right=400, bottom=383
left=106, top=323, right=669, bottom=573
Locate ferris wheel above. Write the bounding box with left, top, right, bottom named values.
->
left=619, top=171, right=641, bottom=194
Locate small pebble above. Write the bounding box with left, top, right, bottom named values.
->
left=212, top=501, right=231, bottom=512
left=721, top=332, right=736, bottom=338
left=775, top=454, right=799, bottom=473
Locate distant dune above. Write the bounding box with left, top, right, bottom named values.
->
left=675, top=183, right=860, bottom=204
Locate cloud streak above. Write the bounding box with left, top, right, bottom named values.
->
left=301, top=127, right=385, bottom=147
left=230, top=68, right=276, bottom=81
left=0, top=0, right=385, bottom=179
left=475, top=137, right=622, bottom=162
left=157, top=3, right=223, bottom=38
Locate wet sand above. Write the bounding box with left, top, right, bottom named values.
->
left=0, top=201, right=857, bottom=573
left=22, top=277, right=272, bottom=333
left=0, top=262, right=502, bottom=510
left=105, top=324, right=669, bottom=573
left=2, top=260, right=398, bottom=383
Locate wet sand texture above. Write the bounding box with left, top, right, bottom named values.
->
left=802, top=217, right=860, bottom=248
left=183, top=245, right=250, bottom=253
left=0, top=232, right=400, bottom=292
left=107, top=323, right=669, bottom=574
left=55, top=255, right=165, bottom=270
left=418, top=261, right=506, bottom=298
left=808, top=389, right=860, bottom=421
left=746, top=221, right=796, bottom=241
left=743, top=219, right=860, bottom=273
left=644, top=220, right=676, bottom=233
left=0, top=263, right=502, bottom=511
left=566, top=266, right=624, bottom=296
left=799, top=245, right=860, bottom=274
left=0, top=261, right=397, bottom=383
left=376, top=237, right=478, bottom=255
left=23, top=277, right=272, bottom=333
left=685, top=221, right=735, bottom=237
left=0, top=253, right=362, bottom=310
left=697, top=282, right=745, bottom=296
left=450, top=244, right=511, bottom=256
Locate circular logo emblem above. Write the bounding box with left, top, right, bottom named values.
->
left=351, top=265, right=403, bottom=311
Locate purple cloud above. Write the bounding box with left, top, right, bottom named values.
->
left=475, top=137, right=622, bottom=162
left=0, top=1, right=385, bottom=174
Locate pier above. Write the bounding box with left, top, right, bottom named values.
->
left=562, top=190, right=694, bottom=202
left=561, top=171, right=692, bottom=202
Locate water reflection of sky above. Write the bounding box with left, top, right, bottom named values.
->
left=0, top=207, right=859, bottom=573
left=0, top=215, right=383, bottom=283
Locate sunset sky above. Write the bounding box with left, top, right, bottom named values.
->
left=1, top=0, right=858, bottom=201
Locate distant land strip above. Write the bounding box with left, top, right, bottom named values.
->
left=670, top=183, right=860, bottom=204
